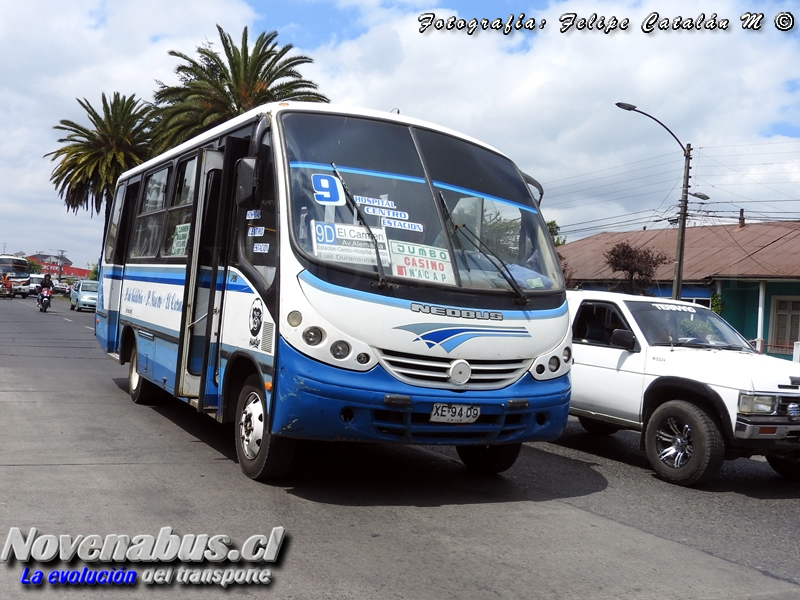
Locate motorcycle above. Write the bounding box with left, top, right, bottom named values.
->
left=0, top=278, right=12, bottom=299
left=39, top=288, right=53, bottom=312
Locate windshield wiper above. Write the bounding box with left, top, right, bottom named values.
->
left=330, top=163, right=390, bottom=289
left=436, top=192, right=469, bottom=278
left=453, top=222, right=530, bottom=306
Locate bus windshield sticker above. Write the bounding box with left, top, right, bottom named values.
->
left=248, top=227, right=265, bottom=237
left=246, top=209, right=261, bottom=220
left=381, top=218, right=424, bottom=232
left=389, top=241, right=455, bottom=285
left=311, top=221, right=391, bottom=267
left=311, top=173, right=346, bottom=206
left=354, top=194, right=396, bottom=208
left=253, top=243, right=270, bottom=253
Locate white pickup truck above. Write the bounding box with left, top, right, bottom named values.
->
left=567, top=290, right=800, bottom=486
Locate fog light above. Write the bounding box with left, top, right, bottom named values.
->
left=535, top=364, right=545, bottom=375
left=357, top=353, right=370, bottom=364
left=330, top=340, right=351, bottom=359
left=548, top=356, right=560, bottom=372
left=287, top=311, right=303, bottom=327
left=302, top=326, right=324, bottom=346
left=563, top=346, right=572, bottom=363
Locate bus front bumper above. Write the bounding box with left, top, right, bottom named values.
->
left=271, top=339, right=570, bottom=445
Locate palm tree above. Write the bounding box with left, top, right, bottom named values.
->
left=153, top=24, right=329, bottom=151
left=45, top=93, right=153, bottom=232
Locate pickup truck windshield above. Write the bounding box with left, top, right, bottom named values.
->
left=625, top=300, right=753, bottom=351
left=283, top=112, right=563, bottom=295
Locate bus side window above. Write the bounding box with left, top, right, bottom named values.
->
left=130, top=167, right=171, bottom=259
left=162, top=157, right=198, bottom=258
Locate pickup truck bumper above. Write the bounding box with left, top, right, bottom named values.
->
left=734, top=418, right=800, bottom=447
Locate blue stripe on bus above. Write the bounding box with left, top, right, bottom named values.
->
left=289, top=162, right=427, bottom=184
left=431, top=181, right=538, bottom=215
left=105, top=265, right=253, bottom=294
left=297, top=271, right=567, bottom=320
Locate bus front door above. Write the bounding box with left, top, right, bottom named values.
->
left=176, top=149, right=224, bottom=403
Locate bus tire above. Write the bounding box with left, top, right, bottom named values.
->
left=236, top=374, right=295, bottom=481
left=578, top=416, right=621, bottom=436
left=456, top=443, right=521, bottom=474
left=128, top=344, right=160, bottom=405
left=766, top=451, right=800, bottom=481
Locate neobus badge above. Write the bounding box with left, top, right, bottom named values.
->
left=410, top=303, right=503, bottom=321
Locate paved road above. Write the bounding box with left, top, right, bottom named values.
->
left=1, top=296, right=799, bottom=599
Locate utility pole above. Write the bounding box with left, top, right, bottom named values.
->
left=615, top=103, right=709, bottom=300
left=51, top=249, right=67, bottom=280
left=672, top=143, right=692, bottom=301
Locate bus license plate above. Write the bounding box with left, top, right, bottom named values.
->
left=430, top=403, right=480, bottom=424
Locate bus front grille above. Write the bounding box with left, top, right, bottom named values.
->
left=375, top=348, right=531, bottom=390
left=372, top=407, right=533, bottom=442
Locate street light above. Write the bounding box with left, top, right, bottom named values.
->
left=615, top=102, right=704, bottom=300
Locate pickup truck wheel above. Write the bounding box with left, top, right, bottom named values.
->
left=645, top=400, right=724, bottom=486
left=578, top=416, right=621, bottom=436
left=766, top=451, right=800, bottom=481
left=456, top=443, right=521, bottom=474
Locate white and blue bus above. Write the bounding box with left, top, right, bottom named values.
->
left=96, top=102, right=572, bottom=479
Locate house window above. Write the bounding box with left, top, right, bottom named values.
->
left=769, top=296, right=800, bottom=355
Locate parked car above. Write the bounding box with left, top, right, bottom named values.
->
left=53, top=281, right=70, bottom=296
left=69, top=280, right=98, bottom=312
left=567, top=289, right=800, bottom=486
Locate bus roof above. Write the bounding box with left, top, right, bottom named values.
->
left=119, top=102, right=506, bottom=181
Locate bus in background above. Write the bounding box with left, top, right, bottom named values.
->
left=0, top=255, right=31, bottom=298
left=96, top=102, right=572, bottom=480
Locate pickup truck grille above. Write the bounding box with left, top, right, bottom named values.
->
left=777, top=397, right=800, bottom=417
left=375, top=348, right=531, bottom=390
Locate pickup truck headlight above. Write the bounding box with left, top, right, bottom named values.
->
left=738, top=393, right=778, bottom=414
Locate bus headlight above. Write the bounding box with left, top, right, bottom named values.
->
left=562, top=346, right=572, bottom=363
left=548, top=356, right=560, bottom=372
left=330, top=340, right=351, bottom=360
left=287, top=311, right=303, bottom=327
left=738, top=393, right=777, bottom=414
left=303, top=327, right=324, bottom=346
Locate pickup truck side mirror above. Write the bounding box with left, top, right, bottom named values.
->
left=610, top=329, right=638, bottom=351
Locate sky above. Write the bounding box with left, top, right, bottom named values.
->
left=0, top=0, right=798, bottom=270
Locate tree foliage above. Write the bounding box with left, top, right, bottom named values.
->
left=152, top=24, right=329, bottom=150
left=45, top=93, right=153, bottom=229
left=547, top=220, right=566, bottom=247
left=26, top=259, right=41, bottom=275
left=603, top=240, right=670, bottom=295
left=547, top=220, right=573, bottom=288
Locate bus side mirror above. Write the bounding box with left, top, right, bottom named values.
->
left=235, top=158, right=257, bottom=207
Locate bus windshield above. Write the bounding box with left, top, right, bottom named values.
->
left=283, top=112, right=563, bottom=294
left=0, top=256, right=30, bottom=278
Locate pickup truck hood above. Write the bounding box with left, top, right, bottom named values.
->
left=646, top=346, right=800, bottom=393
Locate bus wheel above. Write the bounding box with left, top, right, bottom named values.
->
left=236, top=374, right=295, bottom=481
left=456, top=443, right=521, bottom=474
left=128, top=344, right=160, bottom=405
left=766, top=451, right=800, bottom=481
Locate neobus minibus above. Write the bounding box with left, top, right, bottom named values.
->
left=0, top=254, right=31, bottom=298
left=96, top=102, right=572, bottom=479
